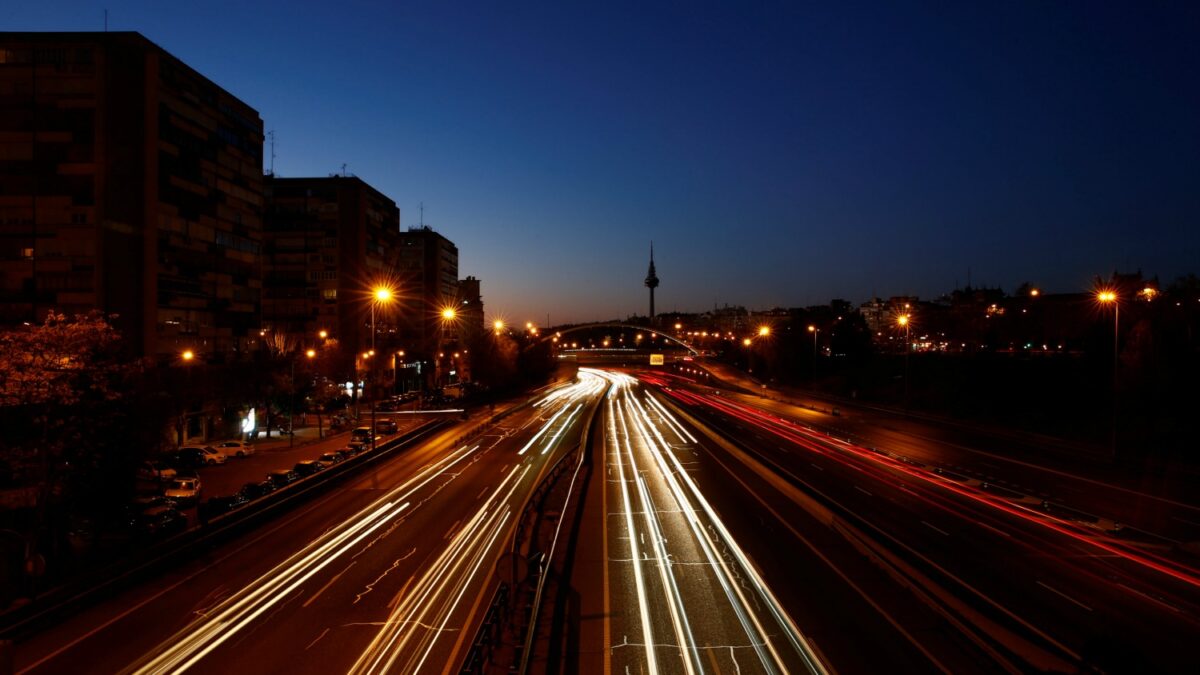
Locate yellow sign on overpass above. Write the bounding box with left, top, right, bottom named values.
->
left=649, top=354, right=664, bottom=366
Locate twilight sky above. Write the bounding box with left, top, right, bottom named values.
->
left=6, top=1, right=1198, bottom=324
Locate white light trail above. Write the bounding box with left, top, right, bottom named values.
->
left=124, top=443, right=483, bottom=675
left=607, top=372, right=828, bottom=675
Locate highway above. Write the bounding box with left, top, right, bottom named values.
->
left=640, top=368, right=1200, bottom=673
left=12, top=365, right=1197, bottom=673
left=11, top=375, right=607, bottom=675
left=600, top=370, right=826, bottom=674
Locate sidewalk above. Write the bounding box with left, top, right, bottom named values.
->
left=252, top=423, right=346, bottom=453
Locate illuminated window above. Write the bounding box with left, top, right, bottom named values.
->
left=321, top=289, right=337, bottom=301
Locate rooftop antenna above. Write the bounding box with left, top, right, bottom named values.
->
left=419, top=201, right=424, bottom=227
left=341, top=163, right=347, bottom=177
left=267, top=130, right=276, bottom=175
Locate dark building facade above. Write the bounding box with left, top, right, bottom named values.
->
left=396, top=226, right=458, bottom=343
left=262, top=175, right=401, bottom=375
left=0, top=32, right=264, bottom=359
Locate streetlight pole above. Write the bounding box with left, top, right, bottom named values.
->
left=807, top=325, right=818, bottom=375
left=369, top=287, right=392, bottom=453
left=1098, top=290, right=1119, bottom=459
left=898, top=315, right=911, bottom=406
left=289, top=358, right=295, bottom=448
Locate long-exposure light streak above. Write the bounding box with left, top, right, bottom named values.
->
left=542, top=403, right=583, bottom=454
left=349, top=462, right=532, bottom=674
left=609, top=392, right=660, bottom=675
left=605, top=369, right=826, bottom=674
left=132, top=499, right=410, bottom=674
left=125, top=439, right=498, bottom=674
left=664, top=386, right=1200, bottom=591
left=635, top=392, right=828, bottom=673
left=628, top=394, right=780, bottom=671
left=617, top=396, right=702, bottom=675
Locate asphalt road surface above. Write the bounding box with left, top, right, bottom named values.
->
left=12, top=376, right=608, bottom=675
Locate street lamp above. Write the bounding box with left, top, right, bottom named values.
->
left=288, top=348, right=317, bottom=448
left=898, top=314, right=911, bottom=406
left=369, top=286, right=394, bottom=452
left=807, top=325, right=819, bottom=360
left=1097, top=290, right=1118, bottom=458
left=758, top=325, right=770, bottom=337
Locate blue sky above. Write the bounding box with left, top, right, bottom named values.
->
left=6, top=1, right=1197, bottom=323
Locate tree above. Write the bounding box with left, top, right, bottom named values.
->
left=0, top=312, right=160, bottom=598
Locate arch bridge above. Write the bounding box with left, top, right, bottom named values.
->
left=539, top=322, right=699, bottom=357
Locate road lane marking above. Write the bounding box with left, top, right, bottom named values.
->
left=305, top=627, right=330, bottom=650
left=809, top=463, right=823, bottom=471
left=303, top=560, right=357, bottom=608
left=1036, top=581, right=1092, bottom=612
left=1118, top=583, right=1182, bottom=613
left=921, top=521, right=949, bottom=536
left=444, top=519, right=461, bottom=539
left=389, top=575, right=415, bottom=609
left=475, top=486, right=489, bottom=500
left=854, top=486, right=872, bottom=497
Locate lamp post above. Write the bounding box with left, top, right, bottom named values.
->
left=288, top=349, right=316, bottom=448
left=1097, top=290, right=1118, bottom=458
left=898, top=314, right=911, bottom=406
left=179, top=350, right=195, bottom=446
left=440, top=307, right=457, bottom=390
left=369, top=287, right=393, bottom=452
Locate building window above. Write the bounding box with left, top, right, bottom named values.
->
left=20, top=247, right=33, bottom=259
left=322, top=289, right=337, bottom=301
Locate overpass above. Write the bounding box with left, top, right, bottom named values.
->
left=539, top=322, right=699, bottom=357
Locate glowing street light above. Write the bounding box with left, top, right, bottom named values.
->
left=318, top=329, right=328, bottom=340
left=1097, top=289, right=1119, bottom=457
left=493, top=319, right=505, bottom=332
left=442, top=307, right=457, bottom=321
left=898, top=314, right=911, bottom=405
left=368, top=285, right=395, bottom=454
left=181, top=350, right=195, bottom=362
left=807, top=325, right=819, bottom=361
left=305, top=349, right=316, bottom=359
left=742, top=337, right=752, bottom=347
left=758, top=325, right=770, bottom=337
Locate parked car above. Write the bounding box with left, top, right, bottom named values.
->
left=238, top=480, right=276, bottom=500
left=122, top=496, right=179, bottom=529
left=317, top=452, right=344, bottom=465
left=375, top=419, right=398, bottom=434
left=131, top=495, right=179, bottom=512
left=350, top=427, right=375, bottom=444
left=200, top=493, right=249, bottom=519
left=135, top=506, right=187, bottom=538
left=178, top=445, right=227, bottom=466
left=345, top=440, right=368, bottom=455
left=164, top=477, right=203, bottom=506
left=376, top=400, right=400, bottom=412
left=213, top=440, right=255, bottom=458
left=293, top=460, right=327, bottom=477
left=266, top=469, right=299, bottom=489
left=137, top=461, right=177, bottom=483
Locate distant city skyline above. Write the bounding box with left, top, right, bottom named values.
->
left=5, top=1, right=1196, bottom=324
